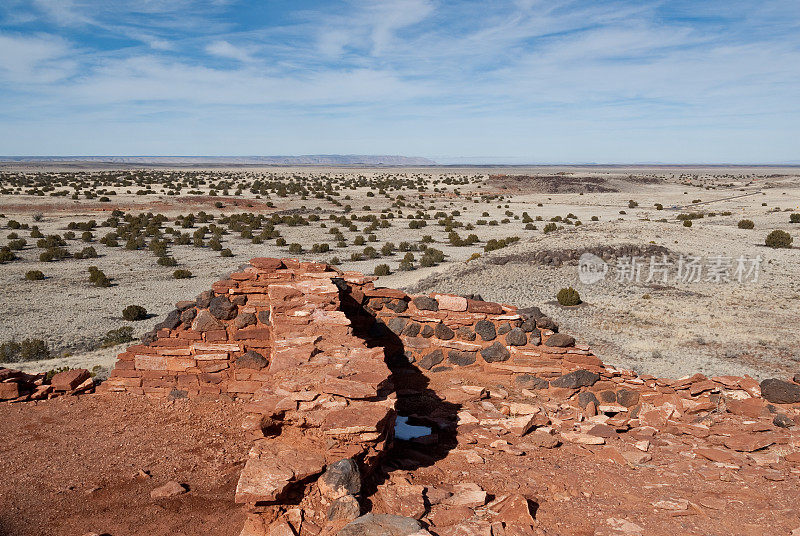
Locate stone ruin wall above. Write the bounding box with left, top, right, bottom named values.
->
left=94, top=256, right=800, bottom=536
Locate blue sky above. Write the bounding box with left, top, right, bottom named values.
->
left=0, top=0, right=798, bottom=163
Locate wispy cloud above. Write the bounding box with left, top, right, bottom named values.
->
left=0, top=0, right=798, bottom=161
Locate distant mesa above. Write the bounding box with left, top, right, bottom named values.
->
left=0, top=154, right=437, bottom=166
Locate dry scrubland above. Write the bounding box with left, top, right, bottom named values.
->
left=1, top=164, right=798, bottom=380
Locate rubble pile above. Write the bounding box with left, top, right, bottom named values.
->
left=0, top=367, right=94, bottom=401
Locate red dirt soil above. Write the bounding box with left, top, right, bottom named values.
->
left=0, top=393, right=249, bottom=536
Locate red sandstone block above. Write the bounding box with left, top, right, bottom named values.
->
left=151, top=338, right=186, bottom=347
left=127, top=345, right=158, bottom=355
left=158, top=347, right=192, bottom=356
left=135, top=355, right=167, bottom=370
left=250, top=257, right=284, bottom=271
left=230, top=271, right=256, bottom=281
left=115, top=359, right=135, bottom=370
left=142, top=379, right=175, bottom=389
left=364, top=287, right=408, bottom=299
left=200, top=372, right=225, bottom=384
left=232, top=328, right=271, bottom=340
left=0, top=382, right=21, bottom=400
left=157, top=329, right=171, bottom=338
left=192, top=342, right=240, bottom=352
left=116, top=352, right=135, bottom=361
left=466, top=299, right=504, bottom=314
left=128, top=387, right=145, bottom=395
left=199, top=385, right=222, bottom=395
left=110, top=368, right=140, bottom=378
left=116, top=377, right=142, bottom=388
left=139, top=370, right=175, bottom=379
left=143, top=387, right=170, bottom=397
left=200, top=361, right=229, bottom=373
left=166, top=357, right=196, bottom=371
left=177, top=375, right=199, bottom=387
left=177, top=331, right=202, bottom=340
left=195, top=352, right=229, bottom=360
left=212, top=279, right=237, bottom=293
left=206, top=330, right=228, bottom=342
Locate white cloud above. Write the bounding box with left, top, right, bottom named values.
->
left=205, top=40, right=255, bottom=62
left=0, top=33, right=76, bottom=84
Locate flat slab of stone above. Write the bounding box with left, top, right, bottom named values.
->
left=235, top=443, right=326, bottom=504
left=338, top=514, right=423, bottom=536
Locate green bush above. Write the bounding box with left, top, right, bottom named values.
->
left=122, top=305, right=148, bottom=321
left=288, top=243, right=303, bottom=254
left=683, top=220, right=692, bottom=227
left=543, top=222, right=558, bottom=234
left=25, top=270, right=45, bottom=281
left=220, top=248, right=233, bottom=257
left=88, top=266, right=111, bottom=287
left=0, top=338, right=51, bottom=363
left=173, top=269, right=193, bottom=279
left=557, top=287, right=582, bottom=306
left=0, top=246, right=16, bottom=263
left=157, top=255, right=178, bottom=266
left=765, top=230, right=793, bottom=249
left=738, top=219, right=754, bottom=229
left=374, top=264, right=391, bottom=276
left=790, top=213, right=800, bottom=224
left=74, top=246, right=98, bottom=259
left=100, top=326, right=134, bottom=348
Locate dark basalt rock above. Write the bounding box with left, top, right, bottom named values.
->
left=257, top=310, right=271, bottom=325
left=760, top=379, right=800, bottom=404
left=515, top=374, right=549, bottom=390
left=480, top=342, right=510, bottom=363
left=412, top=296, right=439, bottom=311
left=448, top=350, right=477, bottom=366
left=578, top=391, right=599, bottom=409
left=418, top=349, right=444, bottom=370
left=209, top=296, right=237, bottom=320
left=474, top=320, right=496, bottom=341
left=385, top=299, right=409, bottom=313
left=544, top=333, right=574, bottom=347
left=505, top=328, right=527, bottom=346
left=551, top=369, right=599, bottom=389
left=434, top=323, right=455, bottom=340
left=155, top=309, right=181, bottom=331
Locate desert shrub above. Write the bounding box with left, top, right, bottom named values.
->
left=350, top=252, right=363, bottom=261
left=209, top=237, right=222, bottom=251
left=220, top=248, right=233, bottom=257
left=765, top=230, right=793, bottom=249
left=790, top=213, right=800, bottom=223
left=628, top=200, right=638, bottom=208
left=557, top=287, right=582, bottom=306
left=81, top=231, right=93, bottom=242
left=363, top=246, right=379, bottom=259
left=329, top=257, right=340, bottom=265
left=7, top=220, right=21, bottom=229
left=591, top=216, right=599, bottom=221
left=484, top=236, right=519, bottom=252
left=100, top=326, right=134, bottom=348
left=0, top=246, right=16, bottom=263
left=288, top=243, right=303, bottom=254
left=157, top=256, right=177, bottom=266
left=88, top=266, right=111, bottom=287
left=654, top=203, right=663, bottom=210
left=74, top=246, right=98, bottom=259
left=311, top=243, right=330, bottom=253
left=276, top=237, right=287, bottom=246
left=381, top=243, right=395, bottom=256
left=683, top=220, right=692, bottom=227
left=25, top=270, right=45, bottom=281
left=543, top=222, right=558, bottom=234
left=0, top=338, right=50, bottom=363
left=738, top=219, right=754, bottom=229
left=122, top=305, right=148, bottom=321
left=374, top=264, right=391, bottom=276
left=420, top=248, right=444, bottom=267
left=173, top=269, right=193, bottom=279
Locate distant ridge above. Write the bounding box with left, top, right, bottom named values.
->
left=0, top=155, right=436, bottom=166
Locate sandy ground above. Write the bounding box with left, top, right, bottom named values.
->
left=1, top=165, right=799, bottom=380
left=0, top=393, right=249, bottom=536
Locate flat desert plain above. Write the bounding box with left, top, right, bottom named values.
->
left=1, top=164, right=798, bottom=381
